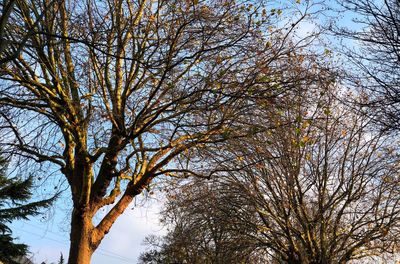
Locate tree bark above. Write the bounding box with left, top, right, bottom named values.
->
left=68, top=207, right=94, bottom=264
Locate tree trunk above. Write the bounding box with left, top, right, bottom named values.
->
left=68, top=207, right=94, bottom=264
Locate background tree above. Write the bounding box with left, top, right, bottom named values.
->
left=142, top=83, right=400, bottom=263
left=226, top=86, right=400, bottom=263
left=0, top=0, right=318, bottom=262
left=0, top=153, right=54, bottom=264
left=139, top=182, right=263, bottom=264
left=57, top=253, right=64, bottom=264
left=333, top=0, right=400, bottom=131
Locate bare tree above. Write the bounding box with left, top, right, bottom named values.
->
left=139, top=180, right=264, bottom=264
left=0, top=0, right=319, bottom=262
left=0, top=0, right=61, bottom=65
left=0, top=0, right=21, bottom=64
left=143, top=83, right=400, bottom=263
left=333, top=0, right=400, bottom=131
left=227, top=85, right=400, bottom=263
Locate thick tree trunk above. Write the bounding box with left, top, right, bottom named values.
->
left=68, top=207, right=94, bottom=264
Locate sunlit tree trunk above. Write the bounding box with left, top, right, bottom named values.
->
left=68, top=207, right=94, bottom=264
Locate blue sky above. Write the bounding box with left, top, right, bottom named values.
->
left=11, top=198, right=164, bottom=264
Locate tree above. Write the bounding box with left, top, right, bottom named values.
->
left=57, top=253, right=64, bottom=264
left=139, top=182, right=262, bottom=264
left=137, top=177, right=267, bottom=264
left=0, top=153, right=54, bottom=264
left=333, top=0, right=400, bottom=131
left=0, top=0, right=22, bottom=64
left=0, top=0, right=62, bottom=66
left=142, top=84, right=400, bottom=263
left=0, top=0, right=317, bottom=262
left=226, top=87, right=400, bottom=263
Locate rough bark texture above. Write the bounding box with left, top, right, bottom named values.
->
left=68, top=207, right=94, bottom=264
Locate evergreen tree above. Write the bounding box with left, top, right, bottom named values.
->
left=58, top=253, right=64, bottom=264
left=0, top=154, right=55, bottom=264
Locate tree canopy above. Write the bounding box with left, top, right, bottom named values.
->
left=140, top=84, right=400, bottom=263
left=0, top=0, right=319, bottom=262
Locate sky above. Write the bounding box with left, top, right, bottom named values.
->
left=11, top=197, right=165, bottom=264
